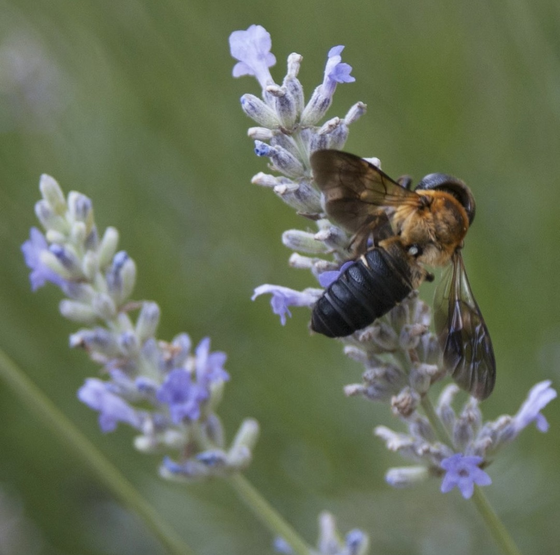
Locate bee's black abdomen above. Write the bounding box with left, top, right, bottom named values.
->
left=311, top=248, right=413, bottom=338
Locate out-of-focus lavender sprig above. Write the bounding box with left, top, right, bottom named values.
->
left=274, top=512, right=369, bottom=555
left=231, top=25, right=557, bottom=504
left=22, top=175, right=258, bottom=482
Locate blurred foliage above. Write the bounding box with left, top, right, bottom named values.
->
left=0, top=0, right=559, bottom=553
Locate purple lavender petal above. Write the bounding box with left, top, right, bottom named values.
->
left=21, top=228, right=67, bottom=291
left=252, top=284, right=317, bottom=325
left=512, top=380, right=557, bottom=435
left=157, top=369, right=208, bottom=423
left=440, top=453, right=491, bottom=499
left=229, top=25, right=276, bottom=89
left=321, top=45, right=355, bottom=99
left=317, top=261, right=354, bottom=288
left=194, top=337, right=229, bottom=384
left=78, top=378, right=142, bottom=433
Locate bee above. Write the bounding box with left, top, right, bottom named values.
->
left=309, top=150, right=496, bottom=400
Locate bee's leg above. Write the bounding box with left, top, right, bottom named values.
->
left=397, top=175, right=413, bottom=190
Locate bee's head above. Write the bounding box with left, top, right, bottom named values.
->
left=415, top=173, right=476, bottom=225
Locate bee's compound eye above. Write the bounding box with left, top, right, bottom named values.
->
left=408, top=244, right=422, bottom=257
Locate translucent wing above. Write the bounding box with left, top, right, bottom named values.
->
left=434, top=251, right=496, bottom=400
left=310, top=150, right=420, bottom=235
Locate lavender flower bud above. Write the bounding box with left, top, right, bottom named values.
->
left=309, top=131, right=328, bottom=152
left=248, top=127, right=274, bottom=141
left=409, top=363, right=439, bottom=395
left=98, top=226, right=119, bottom=269
left=273, top=179, right=322, bottom=212
left=230, top=418, right=259, bottom=454
left=59, top=299, right=97, bottom=323
left=106, top=251, right=136, bottom=305
left=39, top=248, right=74, bottom=280
left=254, top=141, right=304, bottom=178
left=391, top=387, right=420, bottom=418
left=49, top=244, right=83, bottom=278
left=345, top=364, right=406, bottom=402
left=471, top=436, right=493, bottom=458
left=39, top=174, right=66, bottom=215
left=118, top=331, right=139, bottom=358
left=69, top=327, right=119, bottom=357
left=399, top=323, right=428, bottom=350
left=85, top=224, right=99, bottom=251
left=91, top=292, right=117, bottom=320
left=437, top=384, right=459, bottom=433
left=360, top=321, right=399, bottom=351
left=135, top=302, right=160, bottom=342
left=134, top=429, right=186, bottom=453
left=35, top=200, right=67, bottom=233
left=310, top=117, right=347, bottom=152
left=286, top=52, right=302, bottom=79
left=314, top=224, right=348, bottom=251
left=270, top=132, right=300, bottom=158
left=82, top=251, right=98, bottom=281
left=251, top=172, right=283, bottom=188
left=266, top=84, right=297, bottom=129
left=282, top=230, right=328, bottom=254
left=45, top=230, right=66, bottom=244
left=344, top=102, right=367, bottom=125
left=345, top=529, right=369, bottom=555
left=408, top=414, right=436, bottom=442
left=284, top=54, right=304, bottom=114
left=240, top=94, right=280, bottom=128
left=317, top=512, right=339, bottom=555
left=385, top=466, right=429, bottom=488
left=67, top=191, right=93, bottom=228
left=226, top=445, right=252, bottom=470
left=204, top=413, right=225, bottom=448
left=325, top=122, right=349, bottom=151
left=160, top=457, right=211, bottom=482
left=69, top=222, right=86, bottom=247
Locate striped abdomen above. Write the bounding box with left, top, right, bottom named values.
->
left=311, top=246, right=414, bottom=338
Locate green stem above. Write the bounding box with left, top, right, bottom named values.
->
left=421, top=395, right=522, bottom=555
left=472, top=487, right=523, bottom=555
left=229, top=474, right=312, bottom=555
left=0, top=347, right=195, bottom=555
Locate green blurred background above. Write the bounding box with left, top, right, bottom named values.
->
left=0, top=0, right=559, bottom=553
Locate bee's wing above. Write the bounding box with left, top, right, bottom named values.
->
left=310, top=150, right=420, bottom=234
left=434, top=251, right=496, bottom=400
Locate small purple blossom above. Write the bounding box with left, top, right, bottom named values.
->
left=194, top=337, right=229, bottom=384
left=317, top=261, right=353, bottom=288
left=229, top=25, right=276, bottom=89
left=252, top=284, right=318, bottom=325
left=157, top=338, right=228, bottom=424
left=321, top=45, right=355, bottom=99
left=512, top=380, right=556, bottom=434
left=440, top=453, right=492, bottom=499
left=157, top=369, right=207, bottom=423
left=21, top=227, right=67, bottom=291
left=78, top=378, right=142, bottom=433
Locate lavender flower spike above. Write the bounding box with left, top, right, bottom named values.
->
left=24, top=174, right=258, bottom=482
left=252, top=284, right=320, bottom=325
left=440, top=453, right=492, bottom=499
left=230, top=25, right=276, bottom=89
left=511, top=380, right=557, bottom=434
